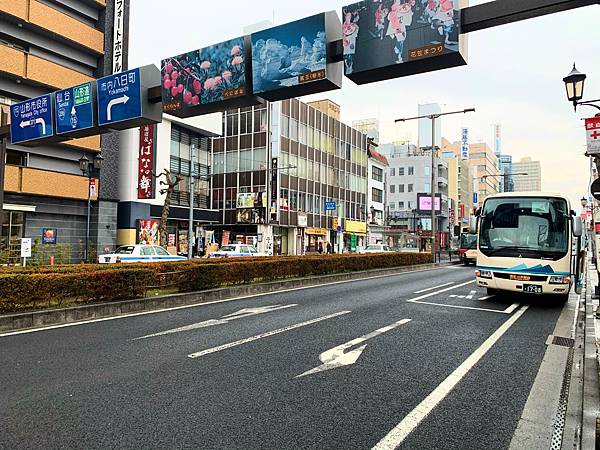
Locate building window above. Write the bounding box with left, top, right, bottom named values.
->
left=399, top=167, right=405, bottom=176
left=408, top=167, right=414, bottom=175
left=390, top=168, right=396, bottom=177
left=5, top=150, right=27, bottom=167
left=399, top=184, right=405, bottom=193
left=389, top=202, right=395, bottom=210
left=390, top=185, right=395, bottom=194
left=372, top=166, right=383, bottom=182
left=399, top=201, right=405, bottom=209
left=408, top=184, right=413, bottom=192
left=372, top=188, right=383, bottom=203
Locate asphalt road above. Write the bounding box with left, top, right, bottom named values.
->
left=0, top=265, right=565, bottom=450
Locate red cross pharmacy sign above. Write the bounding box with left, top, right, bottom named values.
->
left=585, top=117, right=600, bottom=155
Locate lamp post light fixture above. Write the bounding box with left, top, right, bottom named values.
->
left=563, top=63, right=600, bottom=112
left=395, top=107, right=475, bottom=262
left=79, top=153, right=104, bottom=263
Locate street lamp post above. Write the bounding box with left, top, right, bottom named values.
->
left=396, top=108, right=475, bottom=262
left=480, top=172, right=528, bottom=193
left=79, top=153, right=104, bottom=263
left=563, top=64, right=600, bottom=112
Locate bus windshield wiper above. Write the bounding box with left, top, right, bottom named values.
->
left=485, top=246, right=537, bottom=256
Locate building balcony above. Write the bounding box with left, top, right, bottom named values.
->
left=0, top=0, right=104, bottom=54
left=4, top=165, right=98, bottom=201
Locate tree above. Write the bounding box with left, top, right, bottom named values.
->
left=156, top=169, right=183, bottom=247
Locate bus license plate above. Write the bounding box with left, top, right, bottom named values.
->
left=523, top=284, right=542, bottom=294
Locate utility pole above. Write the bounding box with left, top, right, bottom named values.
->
left=395, top=108, right=475, bottom=263
left=188, top=144, right=196, bottom=260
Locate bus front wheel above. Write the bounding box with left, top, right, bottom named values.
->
left=487, top=288, right=498, bottom=296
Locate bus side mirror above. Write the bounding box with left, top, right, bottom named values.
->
left=469, top=216, right=477, bottom=234
left=573, top=216, right=582, bottom=237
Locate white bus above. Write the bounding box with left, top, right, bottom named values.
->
left=474, top=192, right=583, bottom=300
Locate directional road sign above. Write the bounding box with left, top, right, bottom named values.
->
left=10, top=94, right=54, bottom=144
left=97, top=67, right=142, bottom=127
left=325, top=201, right=337, bottom=211
left=55, top=82, right=94, bottom=135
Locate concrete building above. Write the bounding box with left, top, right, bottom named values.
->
left=116, top=114, right=222, bottom=255
left=441, top=138, right=500, bottom=204
left=353, top=118, right=380, bottom=143
left=0, top=0, right=127, bottom=262
left=379, top=142, right=450, bottom=246
left=498, top=154, right=514, bottom=192
left=210, top=98, right=368, bottom=255
left=366, top=143, right=388, bottom=244
left=445, top=155, right=473, bottom=227
left=512, top=157, right=542, bottom=192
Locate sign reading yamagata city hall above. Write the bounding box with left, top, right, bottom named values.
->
left=10, top=94, right=54, bottom=145
left=342, top=0, right=467, bottom=84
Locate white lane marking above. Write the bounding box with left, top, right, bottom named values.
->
left=407, top=301, right=519, bottom=314
left=134, top=304, right=298, bottom=340
left=478, top=295, right=493, bottom=301
left=414, top=282, right=455, bottom=294
left=406, top=280, right=476, bottom=304
left=187, top=311, right=351, bottom=359
left=0, top=265, right=459, bottom=338
left=296, top=319, right=412, bottom=378
left=372, top=305, right=529, bottom=450
left=465, top=290, right=476, bottom=300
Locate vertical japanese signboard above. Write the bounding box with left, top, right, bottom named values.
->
left=585, top=117, right=600, bottom=156
left=270, top=157, right=278, bottom=222
left=137, top=124, right=155, bottom=199
left=461, top=127, right=469, bottom=160
left=112, top=0, right=125, bottom=74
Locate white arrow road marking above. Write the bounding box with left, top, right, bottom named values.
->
left=106, top=95, right=129, bottom=121
left=372, top=305, right=529, bottom=450
left=134, top=304, right=297, bottom=340
left=296, top=319, right=412, bottom=378
left=188, top=310, right=351, bottom=359
left=19, top=118, right=46, bottom=134
left=414, top=282, right=454, bottom=294
left=465, top=290, right=476, bottom=300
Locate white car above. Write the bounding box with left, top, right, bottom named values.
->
left=209, top=244, right=266, bottom=258
left=98, top=245, right=187, bottom=264
left=362, top=244, right=395, bottom=254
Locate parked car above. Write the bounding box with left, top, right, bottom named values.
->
left=209, top=244, right=266, bottom=258
left=98, top=245, right=186, bottom=264
left=361, top=244, right=395, bottom=254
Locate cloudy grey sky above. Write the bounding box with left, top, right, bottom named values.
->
left=129, top=0, right=600, bottom=206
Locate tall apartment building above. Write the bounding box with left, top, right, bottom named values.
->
left=210, top=98, right=369, bottom=255
left=366, top=143, right=388, bottom=244
left=379, top=142, right=449, bottom=236
left=441, top=138, right=500, bottom=203
left=512, top=157, right=542, bottom=192
left=445, top=156, right=473, bottom=226
left=0, top=0, right=127, bottom=261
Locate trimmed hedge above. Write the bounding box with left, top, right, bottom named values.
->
left=0, top=253, right=432, bottom=313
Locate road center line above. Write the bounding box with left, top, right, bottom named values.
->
left=187, top=310, right=351, bottom=359
left=414, top=282, right=455, bottom=294
left=406, top=280, right=476, bottom=303
left=372, top=304, right=529, bottom=450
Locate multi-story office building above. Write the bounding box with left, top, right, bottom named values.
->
left=366, top=143, right=388, bottom=244
left=116, top=114, right=221, bottom=255
left=445, top=155, right=473, bottom=226
left=441, top=138, right=500, bottom=204
left=498, top=154, right=514, bottom=192
left=210, top=98, right=369, bottom=255
left=379, top=142, right=449, bottom=239
left=0, top=0, right=128, bottom=261
left=512, top=157, right=542, bottom=192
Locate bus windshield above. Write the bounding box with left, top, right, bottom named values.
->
left=479, top=197, right=569, bottom=260
left=460, top=233, right=477, bottom=249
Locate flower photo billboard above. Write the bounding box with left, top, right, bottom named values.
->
left=342, top=0, right=467, bottom=85
left=161, top=37, right=261, bottom=117
left=251, top=11, right=343, bottom=101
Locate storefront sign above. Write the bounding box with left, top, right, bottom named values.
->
left=270, top=157, right=279, bottom=222
left=138, top=219, right=160, bottom=245
left=306, top=228, right=328, bottom=236
left=89, top=179, right=98, bottom=200
left=138, top=124, right=155, bottom=199
left=237, top=192, right=256, bottom=208
left=351, top=233, right=357, bottom=251
left=297, top=212, right=308, bottom=228
left=42, top=228, right=57, bottom=245
left=345, top=220, right=367, bottom=234
left=168, top=233, right=176, bottom=246
left=112, top=0, right=125, bottom=74
left=585, top=117, right=600, bottom=155
left=325, top=201, right=337, bottom=211
left=20, top=238, right=32, bottom=258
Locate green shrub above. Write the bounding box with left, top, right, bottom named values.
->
left=0, top=253, right=432, bottom=313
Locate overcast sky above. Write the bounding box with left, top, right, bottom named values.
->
left=129, top=0, right=600, bottom=207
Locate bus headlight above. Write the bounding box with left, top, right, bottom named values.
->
left=549, top=275, right=570, bottom=284
left=476, top=270, right=492, bottom=279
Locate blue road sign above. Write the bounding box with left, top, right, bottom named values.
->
left=10, top=94, right=54, bottom=144
left=97, top=68, right=142, bottom=127
left=55, top=82, right=94, bottom=134
left=325, top=201, right=337, bottom=211
left=473, top=192, right=478, bottom=204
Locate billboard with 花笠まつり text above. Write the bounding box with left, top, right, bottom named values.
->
left=342, top=0, right=467, bottom=85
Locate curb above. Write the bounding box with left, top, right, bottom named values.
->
left=0, top=261, right=459, bottom=333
